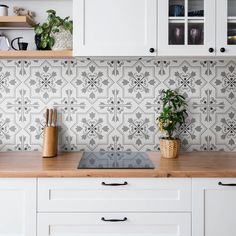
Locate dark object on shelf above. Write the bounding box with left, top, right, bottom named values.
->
left=169, top=5, right=184, bottom=17
left=228, top=28, right=236, bottom=45
left=35, top=35, right=50, bottom=50
left=188, top=26, right=204, bottom=45
left=169, top=25, right=184, bottom=45
left=188, top=10, right=204, bottom=17
left=11, top=37, right=28, bottom=50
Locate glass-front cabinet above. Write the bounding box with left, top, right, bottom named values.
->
left=217, top=0, right=236, bottom=56
left=158, top=0, right=215, bottom=56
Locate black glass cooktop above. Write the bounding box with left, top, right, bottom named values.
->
left=78, top=152, right=154, bottom=169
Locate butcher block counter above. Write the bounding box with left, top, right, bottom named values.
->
left=0, top=151, right=235, bottom=177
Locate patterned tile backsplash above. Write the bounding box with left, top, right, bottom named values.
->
left=0, top=59, right=235, bottom=152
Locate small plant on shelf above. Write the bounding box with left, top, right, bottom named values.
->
left=34, top=9, right=73, bottom=50
left=156, top=89, right=188, bottom=159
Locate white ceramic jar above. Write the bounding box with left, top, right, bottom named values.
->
left=0, top=5, right=9, bottom=16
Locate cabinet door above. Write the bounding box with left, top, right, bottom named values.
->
left=73, top=0, right=156, bottom=57
left=158, top=0, right=215, bottom=56
left=193, top=178, right=236, bottom=236
left=0, top=179, right=36, bottom=236
left=216, top=0, right=236, bottom=56
left=38, top=213, right=191, bottom=236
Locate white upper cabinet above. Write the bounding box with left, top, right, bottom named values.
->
left=73, top=0, right=157, bottom=57
left=158, top=0, right=216, bottom=56
left=216, top=0, right=236, bottom=56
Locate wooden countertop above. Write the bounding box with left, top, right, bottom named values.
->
left=0, top=152, right=236, bottom=178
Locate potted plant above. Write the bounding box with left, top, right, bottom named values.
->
left=156, top=89, right=188, bottom=159
left=34, top=9, right=73, bottom=50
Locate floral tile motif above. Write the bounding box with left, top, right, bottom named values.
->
left=0, top=63, right=19, bottom=103
left=14, top=60, right=31, bottom=76
left=107, top=60, right=125, bottom=76
left=71, top=108, right=113, bottom=151
left=200, top=60, right=217, bottom=77
left=0, top=59, right=235, bottom=152
left=211, top=107, right=236, bottom=151
left=53, top=89, right=86, bottom=122
left=99, top=136, right=131, bottom=152
left=26, top=61, right=67, bottom=104
left=99, top=90, right=132, bottom=122
left=14, top=135, right=32, bottom=152
left=118, top=108, right=156, bottom=150
left=61, top=60, right=78, bottom=77
left=118, top=62, right=159, bottom=103
left=165, top=61, right=205, bottom=99
left=73, top=62, right=113, bottom=103
left=0, top=110, right=20, bottom=150
left=145, top=96, right=162, bottom=114
left=153, top=60, right=171, bottom=76
left=25, top=112, right=45, bottom=146
left=212, top=61, right=236, bottom=104
left=177, top=114, right=207, bottom=150
left=198, top=134, right=225, bottom=152
left=192, top=89, right=225, bottom=123
left=7, top=89, right=39, bottom=122
left=60, top=135, right=78, bottom=152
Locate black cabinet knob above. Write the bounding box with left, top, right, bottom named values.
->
left=209, top=48, right=214, bottom=53
left=220, top=47, right=226, bottom=53
left=149, top=48, right=155, bottom=53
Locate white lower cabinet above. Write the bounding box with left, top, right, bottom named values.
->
left=37, top=213, right=191, bottom=236
left=193, top=178, right=236, bottom=236
left=4, top=177, right=236, bottom=236
left=0, top=178, right=36, bottom=236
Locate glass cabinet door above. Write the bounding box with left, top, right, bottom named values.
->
left=217, top=0, right=236, bottom=55
left=158, top=0, right=215, bottom=56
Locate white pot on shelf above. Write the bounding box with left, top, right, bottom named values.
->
left=51, top=26, right=72, bottom=51
left=0, top=5, right=9, bottom=16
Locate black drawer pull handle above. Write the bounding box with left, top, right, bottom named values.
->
left=218, top=182, right=236, bottom=186
left=102, top=181, right=128, bottom=186
left=101, top=217, right=127, bottom=222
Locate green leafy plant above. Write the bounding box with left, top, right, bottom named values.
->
left=156, top=89, right=188, bottom=139
left=34, top=9, right=73, bottom=49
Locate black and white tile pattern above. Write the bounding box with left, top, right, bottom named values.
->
left=0, top=59, right=235, bottom=152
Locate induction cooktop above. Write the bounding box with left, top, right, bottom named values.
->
left=78, top=152, right=155, bottom=169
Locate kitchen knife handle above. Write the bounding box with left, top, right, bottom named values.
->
left=101, top=181, right=128, bottom=186
left=49, top=109, right=53, bottom=127
left=53, top=108, right=57, bottom=127
left=101, top=217, right=127, bottom=222
left=45, top=109, right=49, bottom=127
left=218, top=182, right=236, bottom=186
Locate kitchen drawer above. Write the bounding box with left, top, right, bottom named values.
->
left=37, top=213, right=191, bottom=236
left=38, top=178, right=191, bottom=212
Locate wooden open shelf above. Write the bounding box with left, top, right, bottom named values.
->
left=0, top=50, right=73, bottom=58
left=0, top=16, right=36, bottom=28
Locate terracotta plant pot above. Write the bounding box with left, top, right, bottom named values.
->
left=160, top=138, right=181, bottom=159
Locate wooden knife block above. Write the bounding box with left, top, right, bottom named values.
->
left=42, top=127, right=58, bottom=158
